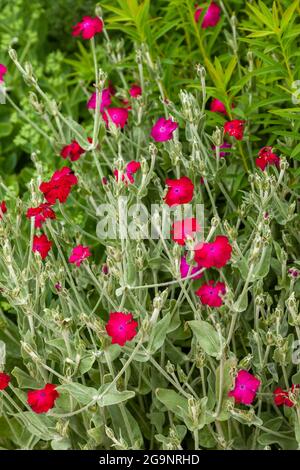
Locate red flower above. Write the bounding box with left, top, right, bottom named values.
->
left=26, top=203, right=56, bottom=228
left=106, top=312, right=138, bottom=346
left=114, top=161, right=141, bottom=184
left=194, top=2, right=221, bottom=28
left=224, top=120, right=245, bottom=140
left=39, top=167, right=78, bottom=205
left=210, top=98, right=227, bottom=115
left=0, top=64, right=7, bottom=82
left=195, top=280, right=226, bottom=307
left=69, top=245, right=91, bottom=266
left=194, top=235, right=232, bottom=268
left=72, top=16, right=103, bottom=40
left=151, top=117, right=178, bottom=142
left=228, top=370, right=261, bottom=405
left=171, top=218, right=200, bottom=246
left=274, top=385, right=300, bottom=408
left=27, top=384, right=59, bottom=414
left=0, top=372, right=10, bottom=390
left=164, top=176, right=194, bottom=207
left=60, top=140, right=86, bottom=162
left=180, top=256, right=203, bottom=279
left=33, top=234, right=52, bottom=260
left=87, top=89, right=112, bottom=113
left=129, top=84, right=142, bottom=98
left=102, top=107, right=129, bottom=128
left=0, top=201, right=7, bottom=219
left=255, top=146, right=280, bottom=171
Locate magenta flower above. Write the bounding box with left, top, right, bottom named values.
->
left=87, top=89, right=112, bottom=113
left=129, top=84, right=142, bottom=98
left=210, top=98, right=227, bottom=115
left=69, top=245, right=91, bottom=266
left=126, top=161, right=141, bottom=183
left=151, top=118, right=178, bottom=142
left=213, top=142, right=232, bottom=158
left=164, top=176, right=194, bottom=207
left=180, top=256, right=203, bottom=279
left=102, top=107, right=129, bottom=128
left=194, top=235, right=232, bottom=269
left=194, top=2, right=221, bottom=28
left=195, top=280, right=226, bottom=307
left=72, top=16, right=103, bottom=40
left=0, top=64, right=7, bottom=82
left=228, top=370, right=261, bottom=405
left=106, top=312, right=138, bottom=346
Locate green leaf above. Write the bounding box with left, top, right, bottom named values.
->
left=97, top=385, right=135, bottom=407
left=155, top=388, right=188, bottom=417
left=57, top=383, right=97, bottom=405
left=188, top=320, right=224, bottom=357
left=148, top=313, right=171, bottom=354
left=11, top=367, right=40, bottom=389
left=0, top=123, right=13, bottom=137
left=281, top=0, right=298, bottom=31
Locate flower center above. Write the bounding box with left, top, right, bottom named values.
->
left=160, top=127, right=166, bottom=133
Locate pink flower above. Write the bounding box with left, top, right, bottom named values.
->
left=194, top=2, right=221, bottom=28
left=180, top=256, right=203, bottom=279
left=129, top=84, right=142, bottom=98
left=72, top=16, right=103, bottom=40
left=195, top=280, right=226, bottom=307
left=0, top=201, right=7, bottom=219
left=69, top=245, right=91, bottom=267
left=102, top=107, right=129, bottom=128
left=27, top=384, right=59, bottom=414
left=26, top=203, right=56, bottom=228
left=210, top=98, right=227, bottom=115
left=255, top=146, right=280, bottom=171
left=0, top=64, right=7, bottom=82
left=171, top=218, right=200, bottom=246
left=194, top=235, right=232, bottom=269
left=114, top=160, right=141, bottom=184
left=106, top=312, right=138, bottom=346
left=0, top=372, right=10, bottom=390
left=33, top=234, right=52, bottom=260
left=87, top=89, right=112, bottom=113
left=224, top=120, right=245, bottom=140
left=228, top=370, right=261, bottom=405
left=213, top=142, right=232, bottom=158
left=60, top=140, right=86, bottom=162
left=151, top=117, right=178, bottom=142
left=164, top=176, right=194, bottom=207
